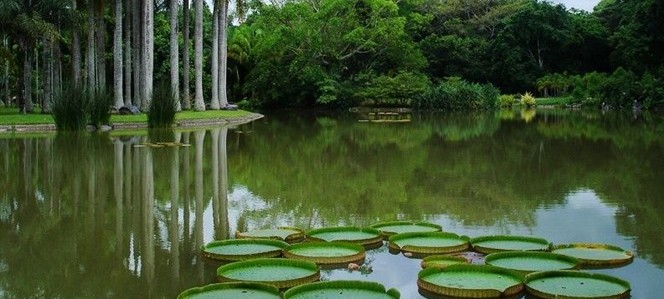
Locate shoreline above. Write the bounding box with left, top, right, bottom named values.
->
left=0, top=112, right=264, bottom=134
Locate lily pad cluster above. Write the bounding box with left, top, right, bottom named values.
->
left=180, top=221, right=634, bottom=298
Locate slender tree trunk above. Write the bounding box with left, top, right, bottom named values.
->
left=3, top=37, right=9, bottom=107
left=72, top=0, right=81, bottom=87
left=147, top=0, right=154, bottom=106
left=219, top=0, right=229, bottom=107
left=54, top=40, right=62, bottom=96
left=210, top=4, right=220, bottom=110
left=123, top=0, right=132, bottom=106
left=96, top=3, right=107, bottom=90
left=170, top=0, right=181, bottom=111
left=132, top=0, right=142, bottom=108
left=22, top=45, right=33, bottom=113
left=42, top=37, right=52, bottom=113
left=113, top=0, right=124, bottom=109
left=86, top=0, right=97, bottom=91
left=141, top=0, right=154, bottom=110
left=193, top=0, right=205, bottom=111
left=182, top=0, right=191, bottom=110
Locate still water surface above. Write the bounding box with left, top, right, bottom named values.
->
left=0, top=109, right=663, bottom=298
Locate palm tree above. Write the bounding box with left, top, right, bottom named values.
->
left=169, top=0, right=181, bottom=111
left=123, top=0, right=131, bottom=106
left=210, top=3, right=220, bottom=110
left=71, top=0, right=81, bottom=86
left=113, top=0, right=123, bottom=109
left=182, top=0, right=191, bottom=110
left=193, top=0, right=205, bottom=111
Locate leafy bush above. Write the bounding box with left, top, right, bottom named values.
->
left=52, top=83, right=88, bottom=131
left=147, top=83, right=177, bottom=128
left=354, top=72, right=430, bottom=107
left=520, top=92, right=536, bottom=108
left=499, top=94, right=516, bottom=107
left=599, top=67, right=638, bottom=108
left=88, top=88, right=112, bottom=127
left=412, top=77, right=499, bottom=111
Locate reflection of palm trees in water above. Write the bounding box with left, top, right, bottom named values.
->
left=194, top=130, right=205, bottom=282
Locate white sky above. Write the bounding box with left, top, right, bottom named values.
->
left=549, top=0, right=601, bottom=11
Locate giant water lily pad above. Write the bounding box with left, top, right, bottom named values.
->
left=551, top=244, right=634, bottom=267
left=470, top=235, right=550, bottom=254
left=177, top=282, right=281, bottom=299
left=418, top=265, right=524, bottom=298
left=201, top=239, right=288, bottom=262
left=370, top=221, right=442, bottom=238
left=306, top=227, right=383, bottom=247
left=284, top=280, right=400, bottom=299
left=421, top=255, right=470, bottom=269
left=217, top=258, right=320, bottom=289
left=389, top=232, right=470, bottom=254
left=485, top=251, right=580, bottom=274
left=284, top=242, right=365, bottom=265
left=525, top=270, right=630, bottom=299
left=235, top=227, right=305, bottom=243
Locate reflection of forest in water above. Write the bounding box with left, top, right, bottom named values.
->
left=0, top=110, right=662, bottom=298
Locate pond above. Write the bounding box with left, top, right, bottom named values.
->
left=0, top=109, right=663, bottom=298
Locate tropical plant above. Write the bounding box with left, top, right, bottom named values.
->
left=88, top=88, right=113, bottom=127
left=412, top=77, right=499, bottom=111
left=520, top=92, right=536, bottom=108
left=147, top=82, right=177, bottom=128
left=52, top=83, right=88, bottom=131
left=499, top=94, right=516, bottom=108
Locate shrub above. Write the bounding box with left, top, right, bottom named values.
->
left=412, top=77, right=499, bottom=111
left=499, top=94, right=516, bottom=107
left=88, top=88, right=112, bottom=127
left=52, top=83, right=88, bottom=131
left=148, top=82, right=177, bottom=128
left=521, top=92, right=536, bottom=108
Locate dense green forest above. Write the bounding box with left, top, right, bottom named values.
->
left=1, top=0, right=663, bottom=113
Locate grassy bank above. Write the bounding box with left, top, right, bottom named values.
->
left=535, top=96, right=579, bottom=106
left=0, top=107, right=252, bottom=126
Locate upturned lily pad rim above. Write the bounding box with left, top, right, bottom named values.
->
left=485, top=251, right=581, bottom=273
left=370, top=220, right=442, bottom=237
left=284, top=280, right=401, bottom=299
left=284, top=241, right=366, bottom=265
left=421, top=254, right=470, bottom=269
left=217, top=258, right=320, bottom=289
left=201, top=239, right=289, bottom=261
left=177, top=282, right=281, bottom=299
left=235, top=227, right=306, bottom=243
left=470, top=235, right=551, bottom=254
left=418, top=264, right=525, bottom=298
left=388, top=232, right=470, bottom=254
left=306, top=226, right=384, bottom=247
left=551, top=243, right=634, bottom=267
left=525, top=270, right=631, bottom=299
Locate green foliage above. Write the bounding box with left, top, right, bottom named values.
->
left=412, top=77, right=499, bottom=111
left=354, top=72, right=430, bottom=106
left=520, top=92, right=536, bottom=108
left=499, top=95, right=516, bottom=108
left=88, top=88, right=112, bottom=127
left=147, top=83, right=177, bottom=128
left=52, top=83, right=88, bottom=131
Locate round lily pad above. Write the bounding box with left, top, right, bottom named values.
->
left=485, top=251, right=580, bottom=274
left=217, top=258, right=320, bottom=289
left=284, top=242, right=365, bottom=265
left=177, top=282, right=281, bottom=299
left=201, top=239, right=289, bottom=262
left=235, top=227, right=305, bottom=243
left=418, top=264, right=524, bottom=298
left=306, top=227, right=383, bottom=247
left=370, top=221, right=442, bottom=238
left=388, top=232, right=470, bottom=254
left=421, top=255, right=470, bottom=269
left=284, top=280, right=400, bottom=299
left=525, top=270, right=630, bottom=299
left=551, top=244, right=634, bottom=267
left=470, top=235, right=550, bottom=254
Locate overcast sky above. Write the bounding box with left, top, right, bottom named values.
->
left=549, top=0, right=601, bottom=11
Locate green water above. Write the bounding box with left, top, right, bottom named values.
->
left=1, top=110, right=663, bottom=298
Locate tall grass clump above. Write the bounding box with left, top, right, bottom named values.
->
left=148, top=82, right=177, bottom=128
left=412, top=77, right=499, bottom=111
left=52, top=83, right=88, bottom=131
left=88, top=88, right=113, bottom=127
left=520, top=92, right=536, bottom=108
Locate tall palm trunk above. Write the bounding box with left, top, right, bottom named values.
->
left=123, top=0, right=132, bottom=106
left=219, top=0, right=229, bottom=108
left=86, top=0, right=97, bottom=91
left=21, top=43, right=33, bottom=113
left=96, top=3, right=106, bottom=90
left=210, top=4, right=220, bottom=110
left=3, top=36, right=9, bottom=107
left=72, top=0, right=81, bottom=86
left=132, top=0, right=141, bottom=108
left=193, top=0, right=205, bottom=111
left=113, top=0, right=124, bottom=109
left=42, top=37, right=52, bottom=113
left=141, top=0, right=154, bottom=111
left=182, top=0, right=191, bottom=110
left=169, top=0, right=181, bottom=111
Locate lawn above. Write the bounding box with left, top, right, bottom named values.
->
left=535, top=96, right=579, bottom=106
left=0, top=107, right=252, bottom=126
